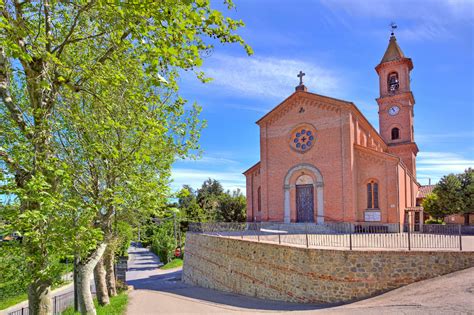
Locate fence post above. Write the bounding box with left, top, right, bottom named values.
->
left=257, top=223, right=260, bottom=242
left=278, top=224, right=281, bottom=245
left=349, top=225, right=353, bottom=251
left=305, top=223, right=309, bottom=248
left=459, top=224, right=462, bottom=251
left=54, top=295, right=57, bottom=314
left=407, top=223, right=411, bottom=251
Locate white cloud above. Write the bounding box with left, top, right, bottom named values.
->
left=320, top=0, right=473, bottom=41
left=202, top=54, right=341, bottom=99
left=417, top=132, right=474, bottom=144
left=177, top=156, right=240, bottom=165
left=171, top=168, right=246, bottom=193
left=417, top=152, right=473, bottom=181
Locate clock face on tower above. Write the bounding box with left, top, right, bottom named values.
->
left=388, top=106, right=400, bottom=116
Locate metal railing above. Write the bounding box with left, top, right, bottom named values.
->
left=188, top=222, right=463, bottom=251
left=8, top=288, right=90, bottom=315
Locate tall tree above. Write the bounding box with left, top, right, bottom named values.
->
left=57, top=57, right=199, bottom=308
left=458, top=168, right=473, bottom=224
left=434, top=174, right=464, bottom=215
left=423, top=169, right=474, bottom=222
left=217, top=189, right=246, bottom=222
left=0, top=1, right=251, bottom=314
left=197, top=178, right=224, bottom=220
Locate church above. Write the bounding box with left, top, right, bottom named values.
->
left=244, top=33, right=422, bottom=226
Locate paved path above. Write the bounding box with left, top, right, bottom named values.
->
left=126, top=246, right=474, bottom=315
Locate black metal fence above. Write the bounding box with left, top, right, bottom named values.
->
left=188, top=222, right=463, bottom=251
left=8, top=289, right=84, bottom=315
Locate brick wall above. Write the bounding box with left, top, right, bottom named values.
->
left=183, top=234, right=474, bottom=304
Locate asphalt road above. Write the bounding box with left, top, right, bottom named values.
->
left=126, top=246, right=474, bottom=315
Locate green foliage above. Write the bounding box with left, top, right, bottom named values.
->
left=1, top=1, right=251, bottom=307
left=0, top=240, right=72, bottom=310
left=424, top=217, right=445, bottom=224
left=196, top=178, right=224, bottom=219
left=217, top=189, right=246, bottom=222
left=115, top=222, right=134, bottom=257
left=0, top=291, right=28, bottom=311
left=435, top=174, right=464, bottom=214
left=423, top=169, right=474, bottom=218
left=422, top=193, right=444, bottom=219
left=62, top=291, right=128, bottom=315
left=161, top=258, right=183, bottom=270
left=150, top=221, right=176, bottom=264
left=459, top=168, right=474, bottom=213
left=178, top=186, right=208, bottom=222
left=0, top=241, right=28, bottom=303
left=176, top=179, right=247, bottom=223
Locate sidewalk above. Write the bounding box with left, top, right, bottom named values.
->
left=125, top=245, right=474, bottom=314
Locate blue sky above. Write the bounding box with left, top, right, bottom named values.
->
left=172, top=0, right=474, bottom=193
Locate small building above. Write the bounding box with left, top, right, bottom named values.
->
left=244, top=33, right=421, bottom=226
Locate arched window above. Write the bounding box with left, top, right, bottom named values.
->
left=367, top=181, right=379, bottom=209
left=391, top=127, right=400, bottom=140
left=257, top=186, right=261, bottom=212
left=387, top=72, right=399, bottom=93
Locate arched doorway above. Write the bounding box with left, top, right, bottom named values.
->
left=296, top=175, right=314, bottom=222
left=284, top=163, right=324, bottom=223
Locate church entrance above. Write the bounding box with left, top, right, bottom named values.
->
left=296, top=184, right=314, bottom=222
left=284, top=164, right=324, bottom=224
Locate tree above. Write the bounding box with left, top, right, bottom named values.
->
left=178, top=186, right=207, bottom=222
left=56, top=55, right=193, bottom=309
left=458, top=168, right=474, bottom=224
left=1, top=1, right=251, bottom=314
left=434, top=174, right=464, bottom=215
left=197, top=178, right=224, bottom=220
left=422, top=193, right=444, bottom=219
left=217, top=189, right=246, bottom=222
left=423, top=169, right=474, bottom=222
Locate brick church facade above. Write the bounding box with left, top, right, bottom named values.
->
left=244, top=34, right=421, bottom=226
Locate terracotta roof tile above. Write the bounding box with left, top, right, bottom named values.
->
left=381, top=35, right=405, bottom=63
left=417, top=185, right=435, bottom=198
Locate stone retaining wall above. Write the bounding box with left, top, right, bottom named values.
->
left=182, top=233, right=474, bottom=304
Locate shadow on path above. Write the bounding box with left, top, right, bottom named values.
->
left=126, top=245, right=329, bottom=312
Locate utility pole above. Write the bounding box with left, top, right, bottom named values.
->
left=173, top=212, right=177, bottom=247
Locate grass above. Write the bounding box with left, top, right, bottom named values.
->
left=0, top=261, right=73, bottom=310
left=62, top=291, right=128, bottom=315
left=0, top=281, right=71, bottom=311
left=161, top=258, right=183, bottom=270
left=0, top=292, right=28, bottom=310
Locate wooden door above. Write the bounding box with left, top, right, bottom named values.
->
left=414, top=212, right=420, bottom=232
left=296, top=184, right=314, bottom=222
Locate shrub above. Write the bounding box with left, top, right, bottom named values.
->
left=425, top=217, right=445, bottom=224
left=150, top=226, right=175, bottom=264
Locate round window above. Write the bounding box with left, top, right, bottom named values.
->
left=290, top=126, right=316, bottom=153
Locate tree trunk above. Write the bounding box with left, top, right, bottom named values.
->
left=28, top=280, right=52, bottom=315
left=93, top=258, right=110, bottom=305
left=104, top=246, right=117, bottom=297
left=76, top=243, right=107, bottom=315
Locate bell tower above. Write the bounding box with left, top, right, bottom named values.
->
left=376, top=30, right=418, bottom=176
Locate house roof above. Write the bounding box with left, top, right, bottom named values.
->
left=381, top=35, right=405, bottom=63
left=417, top=185, right=435, bottom=198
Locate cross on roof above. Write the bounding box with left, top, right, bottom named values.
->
left=390, top=22, right=397, bottom=36
left=297, top=71, right=305, bottom=85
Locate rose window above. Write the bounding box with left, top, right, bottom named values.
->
left=292, top=128, right=315, bottom=152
